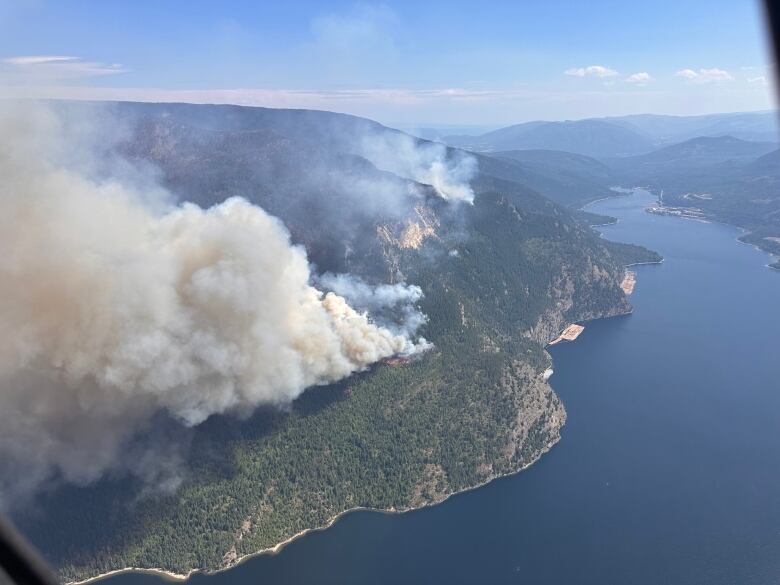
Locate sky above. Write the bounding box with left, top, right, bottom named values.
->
left=0, top=0, right=776, bottom=127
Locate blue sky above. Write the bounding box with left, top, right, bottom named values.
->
left=0, top=0, right=775, bottom=126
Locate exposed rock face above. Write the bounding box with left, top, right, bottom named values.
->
left=406, top=361, right=565, bottom=511
left=525, top=260, right=632, bottom=346
left=502, top=363, right=566, bottom=464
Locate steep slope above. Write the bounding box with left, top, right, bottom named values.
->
left=480, top=149, right=617, bottom=207
left=14, top=103, right=656, bottom=581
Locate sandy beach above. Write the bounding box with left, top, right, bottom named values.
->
left=549, top=324, right=585, bottom=345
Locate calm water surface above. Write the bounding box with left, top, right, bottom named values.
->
left=110, top=190, right=780, bottom=585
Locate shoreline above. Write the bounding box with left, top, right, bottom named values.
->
left=68, top=408, right=565, bottom=585
left=70, top=306, right=642, bottom=585
left=733, top=233, right=780, bottom=270
left=579, top=189, right=633, bottom=212
left=644, top=203, right=779, bottom=269
left=588, top=219, right=619, bottom=228
left=70, top=567, right=191, bottom=585
left=624, top=260, right=664, bottom=267
left=635, top=186, right=779, bottom=270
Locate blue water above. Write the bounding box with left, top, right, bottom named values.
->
left=108, top=190, right=780, bottom=585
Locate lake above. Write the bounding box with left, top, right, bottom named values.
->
left=108, top=189, right=780, bottom=585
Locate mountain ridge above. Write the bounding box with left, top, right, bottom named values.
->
left=14, top=101, right=659, bottom=582
left=442, top=110, right=779, bottom=159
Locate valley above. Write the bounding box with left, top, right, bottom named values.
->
left=9, top=103, right=777, bottom=584
left=442, top=111, right=780, bottom=268
left=2, top=5, right=778, bottom=585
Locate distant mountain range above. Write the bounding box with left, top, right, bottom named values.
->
left=604, top=111, right=780, bottom=145
left=469, top=134, right=774, bottom=208
left=607, top=135, right=778, bottom=179
left=449, top=113, right=780, bottom=268
left=443, top=111, right=779, bottom=159
left=745, top=146, right=780, bottom=177
left=440, top=110, right=780, bottom=268
left=446, top=119, right=655, bottom=158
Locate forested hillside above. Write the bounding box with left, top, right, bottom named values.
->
left=478, top=149, right=617, bottom=207
left=15, top=103, right=658, bottom=581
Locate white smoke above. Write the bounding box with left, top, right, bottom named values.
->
left=317, top=272, right=423, bottom=311
left=0, top=103, right=426, bottom=499
left=316, top=273, right=432, bottom=354
left=359, top=131, right=477, bottom=203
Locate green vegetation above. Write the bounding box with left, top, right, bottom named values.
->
left=602, top=240, right=663, bottom=266
left=574, top=209, right=617, bottom=227
left=15, top=103, right=661, bottom=582
left=22, top=190, right=646, bottom=583
left=475, top=150, right=618, bottom=208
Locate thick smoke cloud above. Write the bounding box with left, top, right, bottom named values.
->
left=316, top=273, right=432, bottom=352
left=359, top=131, right=477, bottom=203
left=0, top=103, right=426, bottom=500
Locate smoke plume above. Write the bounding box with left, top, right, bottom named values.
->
left=316, top=273, right=432, bottom=352
left=359, top=131, right=477, bottom=203
left=0, top=103, right=426, bottom=500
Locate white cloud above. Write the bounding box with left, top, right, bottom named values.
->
left=565, top=65, right=619, bottom=78
left=748, top=75, right=768, bottom=86
left=675, top=68, right=699, bottom=80
left=675, top=68, right=733, bottom=84
left=3, top=55, right=76, bottom=66
left=626, top=72, right=653, bottom=85
left=1, top=55, right=126, bottom=79
left=695, top=68, right=733, bottom=82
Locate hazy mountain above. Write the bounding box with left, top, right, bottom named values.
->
left=604, top=135, right=779, bottom=196
left=605, top=111, right=780, bottom=144
left=400, top=125, right=497, bottom=142
left=745, top=147, right=780, bottom=176
left=477, top=149, right=617, bottom=207
left=608, top=135, right=778, bottom=176
left=444, top=111, right=779, bottom=160
left=445, top=119, right=656, bottom=158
